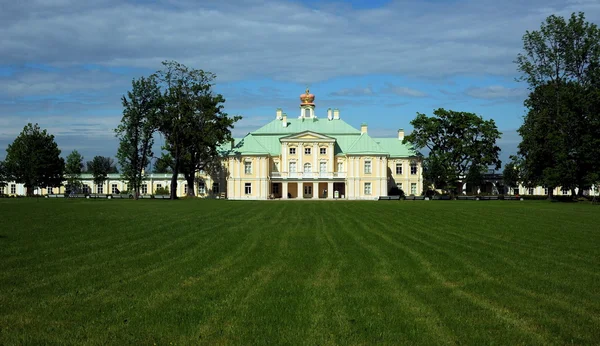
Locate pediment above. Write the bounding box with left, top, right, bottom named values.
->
left=280, top=131, right=335, bottom=142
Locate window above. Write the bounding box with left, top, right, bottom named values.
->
left=396, top=163, right=402, bottom=175
left=198, top=182, right=206, bottom=194
left=112, top=184, right=118, bottom=194
left=272, top=183, right=279, bottom=194
left=364, top=160, right=372, bottom=174
left=142, top=184, right=148, bottom=194
left=320, top=162, right=327, bottom=173
left=396, top=183, right=403, bottom=192
left=289, top=147, right=296, bottom=155
left=364, top=182, right=372, bottom=195
left=513, top=188, right=519, bottom=195
left=184, top=184, right=188, bottom=195
left=47, top=186, right=53, bottom=194
left=97, top=184, right=103, bottom=194
left=410, top=162, right=417, bottom=175
left=273, top=162, right=280, bottom=172
left=212, top=183, right=219, bottom=194
left=320, top=148, right=326, bottom=155
left=411, top=183, right=417, bottom=195
left=304, top=163, right=311, bottom=173
left=528, top=188, right=534, bottom=195
left=305, top=147, right=311, bottom=155
left=562, top=188, right=569, bottom=195
left=337, top=162, right=343, bottom=172
left=0, top=186, right=4, bottom=195
left=304, top=185, right=312, bottom=195
left=157, top=183, right=162, bottom=189
left=289, top=162, right=297, bottom=173
left=245, top=183, right=252, bottom=194
left=11, top=184, right=16, bottom=194
left=244, top=161, right=252, bottom=174
left=544, top=187, right=548, bottom=195
left=304, top=108, right=310, bottom=118
left=83, top=185, right=90, bottom=194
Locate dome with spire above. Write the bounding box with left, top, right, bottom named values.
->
left=300, top=87, right=315, bottom=105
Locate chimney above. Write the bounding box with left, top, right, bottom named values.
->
left=282, top=113, right=287, bottom=127
left=361, top=123, right=368, bottom=134
left=327, top=108, right=333, bottom=120
left=333, top=108, right=340, bottom=120
left=398, top=128, right=404, bottom=141
left=276, top=108, right=282, bottom=120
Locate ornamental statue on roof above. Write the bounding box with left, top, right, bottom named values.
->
left=300, top=87, right=315, bottom=106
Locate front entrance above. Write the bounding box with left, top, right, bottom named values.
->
left=303, top=184, right=313, bottom=198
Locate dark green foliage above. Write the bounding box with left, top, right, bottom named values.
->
left=154, top=186, right=169, bottom=195
left=502, top=159, right=520, bottom=189
left=515, top=12, right=600, bottom=197
left=0, top=161, right=7, bottom=187
left=153, top=153, right=173, bottom=174
left=64, top=150, right=84, bottom=192
left=3, top=123, right=65, bottom=196
left=87, top=156, right=118, bottom=186
left=1, top=200, right=599, bottom=345
left=403, top=108, right=502, bottom=195
left=153, top=60, right=241, bottom=198
left=115, top=76, right=161, bottom=199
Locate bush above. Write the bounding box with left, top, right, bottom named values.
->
left=155, top=186, right=170, bottom=195
left=521, top=195, right=549, bottom=200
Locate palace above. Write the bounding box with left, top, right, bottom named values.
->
left=225, top=88, right=423, bottom=200
left=0, top=89, right=424, bottom=199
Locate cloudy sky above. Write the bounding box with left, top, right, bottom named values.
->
left=1, top=0, right=599, bottom=166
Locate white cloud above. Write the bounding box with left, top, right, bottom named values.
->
left=330, top=87, right=373, bottom=96
left=382, top=84, right=428, bottom=98
left=465, top=85, right=528, bottom=100
left=0, top=0, right=598, bottom=83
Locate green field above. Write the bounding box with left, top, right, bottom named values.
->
left=1, top=199, right=599, bottom=345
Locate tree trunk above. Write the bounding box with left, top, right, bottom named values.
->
left=185, top=173, right=196, bottom=197
left=548, top=188, right=554, bottom=201
left=26, top=186, right=34, bottom=197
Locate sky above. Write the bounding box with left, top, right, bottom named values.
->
left=1, top=0, right=599, bottom=167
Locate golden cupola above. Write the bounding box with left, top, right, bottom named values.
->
left=300, top=87, right=315, bottom=105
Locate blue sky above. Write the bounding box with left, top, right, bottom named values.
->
left=1, top=0, right=599, bottom=167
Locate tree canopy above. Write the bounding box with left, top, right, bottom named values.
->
left=115, top=76, right=161, bottom=199
left=515, top=12, right=600, bottom=198
left=64, top=150, right=84, bottom=192
left=4, top=123, right=65, bottom=196
left=153, top=153, right=173, bottom=174
left=0, top=161, right=8, bottom=188
left=87, top=156, right=118, bottom=187
left=403, top=108, right=501, bottom=194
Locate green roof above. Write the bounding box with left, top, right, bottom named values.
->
left=346, top=133, right=388, bottom=155
left=253, top=118, right=360, bottom=135
left=224, top=117, right=418, bottom=158
left=374, top=138, right=419, bottom=157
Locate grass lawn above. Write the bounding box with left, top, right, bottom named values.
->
left=0, top=199, right=599, bottom=345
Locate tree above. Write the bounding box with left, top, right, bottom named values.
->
left=64, top=150, right=84, bottom=193
left=115, top=76, right=161, bottom=199
left=502, top=158, right=520, bottom=193
left=153, top=60, right=241, bottom=199
left=0, top=161, right=8, bottom=188
left=153, top=153, right=173, bottom=173
left=403, top=108, right=502, bottom=196
left=87, top=156, right=118, bottom=189
left=515, top=12, right=600, bottom=198
left=4, top=123, right=65, bottom=196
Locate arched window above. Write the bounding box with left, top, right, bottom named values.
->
left=304, top=163, right=312, bottom=173
left=304, top=108, right=310, bottom=118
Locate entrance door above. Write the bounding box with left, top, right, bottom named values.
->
left=304, top=185, right=312, bottom=198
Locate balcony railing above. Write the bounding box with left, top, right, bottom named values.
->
left=270, top=172, right=347, bottom=179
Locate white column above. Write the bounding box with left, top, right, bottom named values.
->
left=298, top=182, right=303, bottom=199
left=313, top=181, right=319, bottom=199
left=283, top=182, right=288, bottom=199
left=298, top=143, right=303, bottom=173
left=327, top=181, right=334, bottom=199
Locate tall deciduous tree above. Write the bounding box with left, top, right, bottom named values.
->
left=502, top=158, right=520, bottom=193
left=515, top=12, right=600, bottom=198
left=0, top=161, right=8, bottom=188
left=87, top=156, right=118, bottom=188
left=64, top=150, right=84, bottom=192
left=115, top=76, right=161, bottom=199
left=153, top=61, right=240, bottom=199
left=403, top=108, right=502, bottom=195
left=4, top=123, right=65, bottom=196
left=153, top=153, right=173, bottom=174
